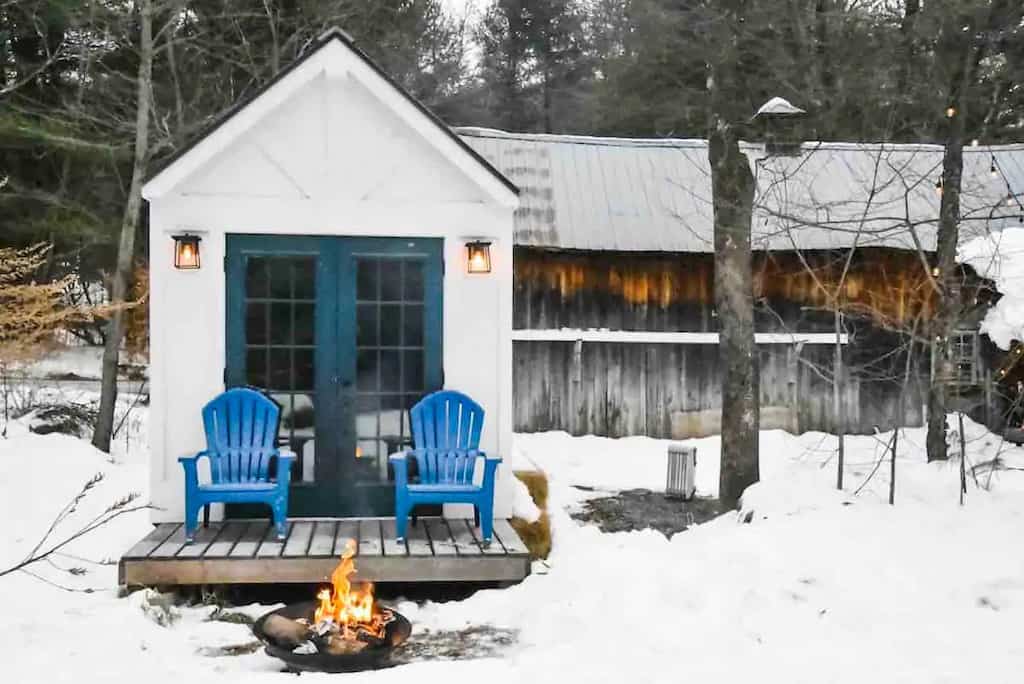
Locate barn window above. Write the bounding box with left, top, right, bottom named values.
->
left=951, top=330, right=980, bottom=385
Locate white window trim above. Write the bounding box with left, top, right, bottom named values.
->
left=511, top=329, right=849, bottom=345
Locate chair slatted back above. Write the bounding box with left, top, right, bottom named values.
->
left=202, top=388, right=280, bottom=483
left=409, top=390, right=484, bottom=485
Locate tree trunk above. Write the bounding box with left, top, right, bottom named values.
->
left=709, top=121, right=759, bottom=508
left=542, top=67, right=552, bottom=134
left=895, top=0, right=920, bottom=138
left=926, top=14, right=982, bottom=463
left=92, top=0, right=152, bottom=453
left=814, top=0, right=834, bottom=134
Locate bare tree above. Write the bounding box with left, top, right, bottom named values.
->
left=708, top=1, right=759, bottom=508
left=926, top=0, right=1021, bottom=461
left=93, top=0, right=153, bottom=453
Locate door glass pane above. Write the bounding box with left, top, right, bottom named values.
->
left=352, top=255, right=431, bottom=483
left=403, top=305, right=423, bottom=345
left=380, top=305, right=401, bottom=346
left=243, top=254, right=317, bottom=484
left=403, top=262, right=424, bottom=301
left=246, top=302, right=268, bottom=345
left=357, top=304, right=377, bottom=346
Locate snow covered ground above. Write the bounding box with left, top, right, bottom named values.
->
left=4, top=398, right=1024, bottom=682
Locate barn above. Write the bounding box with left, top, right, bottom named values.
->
left=457, top=128, right=1024, bottom=439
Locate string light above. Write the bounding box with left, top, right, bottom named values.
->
left=946, top=106, right=956, bottom=118
left=990, top=155, right=1023, bottom=214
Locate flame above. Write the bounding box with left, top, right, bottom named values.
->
left=313, top=539, right=385, bottom=638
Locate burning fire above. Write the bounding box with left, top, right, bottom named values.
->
left=313, top=539, right=389, bottom=640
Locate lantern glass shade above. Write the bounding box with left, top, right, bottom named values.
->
left=466, top=241, right=492, bottom=274
left=173, top=234, right=201, bottom=269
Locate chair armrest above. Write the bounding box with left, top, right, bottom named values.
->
left=177, top=450, right=211, bottom=464
left=178, top=451, right=211, bottom=488
left=275, top=449, right=295, bottom=486
left=480, top=451, right=501, bottom=490
left=390, top=451, right=411, bottom=487
left=476, top=450, right=502, bottom=463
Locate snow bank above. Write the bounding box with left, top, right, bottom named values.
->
left=958, top=227, right=1024, bottom=349
left=0, top=420, right=151, bottom=579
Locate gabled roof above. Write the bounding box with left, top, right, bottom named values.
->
left=458, top=127, right=1024, bottom=253
left=143, top=28, right=518, bottom=202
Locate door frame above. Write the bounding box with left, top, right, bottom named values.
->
left=224, top=234, right=444, bottom=517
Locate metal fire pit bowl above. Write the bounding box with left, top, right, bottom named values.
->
left=253, top=600, right=411, bottom=673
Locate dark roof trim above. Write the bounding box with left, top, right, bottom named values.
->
left=146, top=28, right=519, bottom=197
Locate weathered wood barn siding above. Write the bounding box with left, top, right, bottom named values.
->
left=512, top=247, right=933, bottom=438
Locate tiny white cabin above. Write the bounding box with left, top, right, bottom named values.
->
left=141, top=29, right=518, bottom=525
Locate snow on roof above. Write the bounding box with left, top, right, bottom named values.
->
left=754, top=97, right=806, bottom=117
left=456, top=127, right=1024, bottom=253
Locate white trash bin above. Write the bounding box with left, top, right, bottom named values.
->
left=666, top=444, right=696, bottom=500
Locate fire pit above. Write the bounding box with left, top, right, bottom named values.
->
left=252, top=540, right=411, bottom=673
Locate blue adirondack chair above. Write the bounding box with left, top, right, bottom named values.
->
left=178, top=388, right=294, bottom=543
left=390, top=390, right=502, bottom=543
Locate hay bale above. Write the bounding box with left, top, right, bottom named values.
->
left=509, top=470, right=551, bottom=560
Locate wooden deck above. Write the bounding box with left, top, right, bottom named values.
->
left=119, top=517, right=531, bottom=587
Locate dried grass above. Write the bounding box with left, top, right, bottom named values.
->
left=509, top=470, right=551, bottom=560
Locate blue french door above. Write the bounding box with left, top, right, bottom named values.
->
left=226, top=235, right=443, bottom=516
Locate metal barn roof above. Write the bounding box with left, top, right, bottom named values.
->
left=457, top=127, right=1024, bottom=253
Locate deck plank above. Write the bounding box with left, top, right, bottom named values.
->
left=448, top=519, right=483, bottom=555
left=492, top=519, right=529, bottom=555
left=256, top=522, right=292, bottom=558
left=405, top=519, right=432, bottom=557
left=308, top=521, right=338, bottom=557
left=358, top=519, right=383, bottom=557
left=283, top=521, right=315, bottom=557
left=122, top=523, right=179, bottom=559
left=204, top=521, right=249, bottom=558
left=468, top=522, right=507, bottom=556
left=335, top=520, right=359, bottom=556
left=176, top=524, right=223, bottom=558
left=150, top=524, right=189, bottom=558
left=380, top=519, right=407, bottom=557
left=230, top=521, right=270, bottom=558
left=425, top=518, right=457, bottom=556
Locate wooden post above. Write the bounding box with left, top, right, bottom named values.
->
left=958, top=411, right=967, bottom=506
left=788, top=342, right=802, bottom=433
left=889, top=428, right=897, bottom=505
left=834, top=309, right=845, bottom=490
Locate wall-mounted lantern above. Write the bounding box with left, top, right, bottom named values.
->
left=172, top=233, right=201, bottom=270
left=466, top=241, right=492, bottom=274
